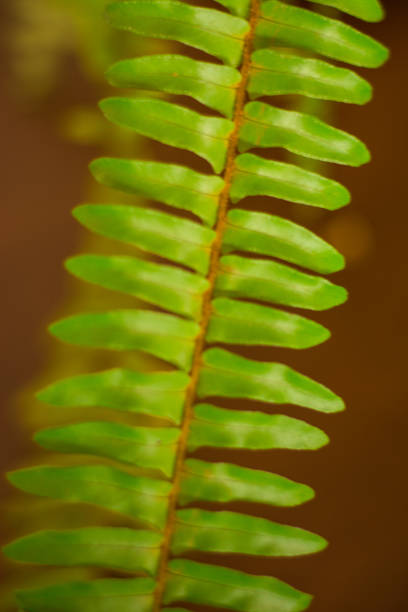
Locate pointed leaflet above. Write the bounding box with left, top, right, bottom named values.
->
left=216, top=255, right=347, bottom=311
left=303, top=0, right=385, bottom=22
left=164, top=559, right=312, bottom=612
left=106, top=55, right=240, bottom=119
left=223, top=209, right=344, bottom=274
left=4, top=528, right=162, bottom=575
left=188, top=403, right=328, bottom=452
left=207, top=298, right=330, bottom=349
left=50, top=310, right=199, bottom=371
left=230, top=153, right=350, bottom=209
left=198, top=349, right=345, bottom=413
left=180, top=459, right=314, bottom=507
left=256, top=1, right=388, bottom=68
left=66, top=255, right=209, bottom=321
left=35, top=422, right=179, bottom=477
left=248, top=49, right=372, bottom=105
left=16, top=578, right=155, bottom=612
left=37, top=369, right=189, bottom=425
left=73, top=204, right=214, bottom=274
left=172, top=509, right=327, bottom=557
left=8, top=465, right=171, bottom=529
left=240, top=102, right=370, bottom=166
left=100, top=97, right=233, bottom=173
left=106, top=0, right=249, bottom=67
left=90, top=157, right=224, bottom=226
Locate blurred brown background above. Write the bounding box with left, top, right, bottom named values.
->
left=0, top=1, right=407, bottom=611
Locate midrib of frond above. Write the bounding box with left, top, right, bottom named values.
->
left=153, top=1, right=261, bottom=608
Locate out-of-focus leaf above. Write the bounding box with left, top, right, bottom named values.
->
left=4, top=528, right=162, bottom=575
left=16, top=578, right=155, bottom=612
left=8, top=466, right=171, bottom=529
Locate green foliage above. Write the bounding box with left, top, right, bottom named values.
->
left=5, top=0, right=387, bottom=611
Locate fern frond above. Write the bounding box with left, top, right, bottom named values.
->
left=5, top=1, right=388, bottom=611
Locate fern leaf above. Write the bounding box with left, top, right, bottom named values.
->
left=90, top=157, right=225, bottom=225
left=106, top=55, right=241, bottom=119
left=180, top=459, right=314, bottom=507
left=231, top=152, right=350, bottom=208
left=37, top=368, right=190, bottom=423
left=34, top=422, right=180, bottom=476
left=106, top=1, right=249, bottom=67
left=15, top=578, right=156, bottom=612
left=164, top=559, right=312, bottom=612
left=303, top=0, right=384, bottom=22
left=8, top=465, right=172, bottom=528
left=249, top=49, right=373, bottom=104
left=223, top=209, right=345, bottom=273
left=188, top=404, right=328, bottom=451
left=5, top=0, right=388, bottom=610
left=4, top=527, right=162, bottom=574
left=257, top=1, right=388, bottom=67
left=73, top=204, right=215, bottom=273
left=172, top=508, right=327, bottom=556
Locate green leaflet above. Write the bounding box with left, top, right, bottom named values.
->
left=207, top=298, right=330, bottom=349
left=303, top=0, right=384, bottom=22
left=106, top=0, right=249, bottom=67
left=188, top=403, right=329, bottom=452
left=106, top=55, right=240, bottom=119
left=16, top=578, right=155, bottom=612
left=90, top=157, right=224, bottom=226
left=73, top=204, right=214, bottom=274
left=8, top=465, right=171, bottom=529
left=180, top=459, right=314, bottom=507
left=230, top=153, right=350, bottom=209
left=223, top=209, right=344, bottom=274
left=216, top=255, right=347, bottom=311
left=100, top=97, right=233, bottom=173
left=172, top=509, right=327, bottom=557
left=198, top=349, right=345, bottom=413
left=257, top=1, right=388, bottom=68
left=4, top=527, right=162, bottom=575
left=164, top=559, right=312, bottom=612
left=248, top=49, right=373, bottom=105
left=240, top=101, right=370, bottom=166
left=50, top=310, right=199, bottom=371
left=37, top=368, right=189, bottom=424
left=35, top=422, right=180, bottom=477
left=66, top=255, right=209, bottom=321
